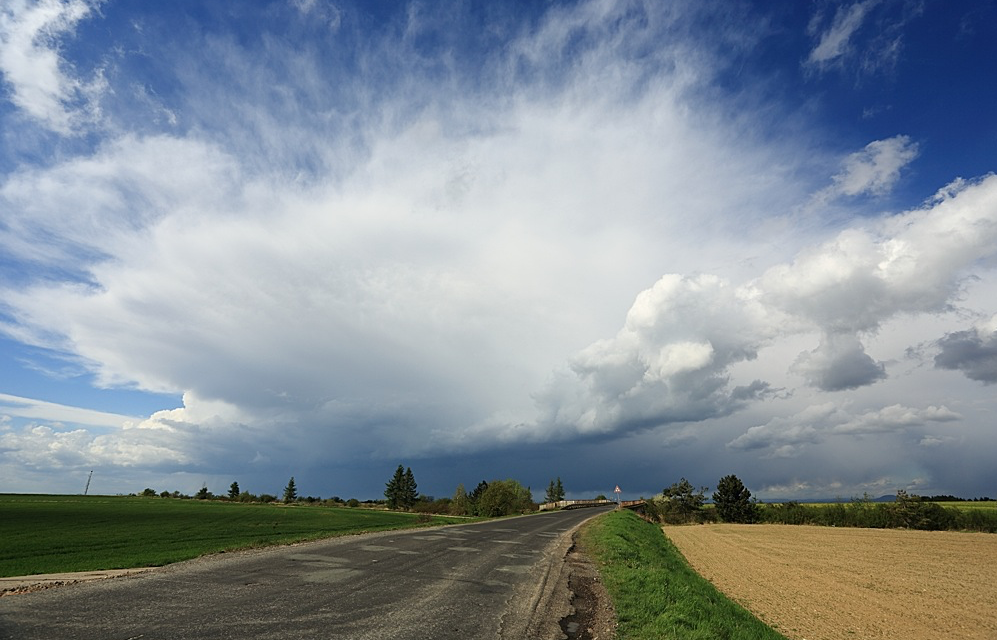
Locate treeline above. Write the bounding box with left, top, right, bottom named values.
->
left=136, top=478, right=372, bottom=508
left=641, top=477, right=997, bottom=533
left=756, top=492, right=997, bottom=532
left=380, top=464, right=537, bottom=516
left=133, top=467, right=542, bottom=519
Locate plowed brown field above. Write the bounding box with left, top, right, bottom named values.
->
left=663, top=524, right=997, bottom=640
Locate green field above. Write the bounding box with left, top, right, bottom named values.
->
left=798, top=501, right=997, bottom=510
left=0, top=494, right=465, bottom=577
left=580, top=509, right=788, bottom=640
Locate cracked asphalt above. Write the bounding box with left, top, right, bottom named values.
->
left=0, top=507, right=611, bottom=639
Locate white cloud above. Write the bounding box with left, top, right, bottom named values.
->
left=830, top=135, right=919, bottom=197
left=526, top=174, right=997, bottom=440
left=806, top=0, right=878, bottom=68
left=0, top=392, right=136, bottom=428
left=0, top=0, right=995, bottom=498
left=804, top=0, right=921, bottom=78
left=832, top=403, right=961, bottom=434
left=0, top=0, right=101, bottom=134
left=1, top=1, right=816, bottom=464
left=727, top=403, right=961, bottom=456
left=810, top=135, right=919, bottom=205
left=0, top=422, right=192, bottom=470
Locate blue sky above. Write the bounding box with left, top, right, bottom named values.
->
left=2, top=0, right=997, bottom=501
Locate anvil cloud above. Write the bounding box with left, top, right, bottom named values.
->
left=2, top=0, right=996, bottom=501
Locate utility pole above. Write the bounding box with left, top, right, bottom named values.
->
left=84, top=470, right=93, bottom=495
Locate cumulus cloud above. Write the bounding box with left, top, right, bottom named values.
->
left=0, top=422, right=193, bottom=470
left=0, top=0, right=102, bottom=134
left=529, top=174, right=997, bottom=439
left=934, top=316, right=997, bottom=384
left=522, top=274, right=776, bottom=442
left=792, top=333, right=886, bottom=391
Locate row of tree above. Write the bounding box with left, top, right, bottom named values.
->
left=639, top=475, right=757, bottom=524
left=139, top=477, right=305, bottom=504
left=382, top=466, right=567, bottom=517
left=642, top=476, right=997, bottom=533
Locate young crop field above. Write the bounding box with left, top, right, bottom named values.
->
left=664, top=523, right=997, bottom=640
left=0, top=494, right=463, bottom=577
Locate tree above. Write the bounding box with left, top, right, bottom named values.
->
left=402, top=467, right=418, bottom=510
left=450, top=483, right=470, bottom=516
left=384, top=465, right=406, bottom=509
left=544, top=477, right=565, bottom=503
left=468, top=480, right=489, bottom=515
left=141, top=487, right=157, bottom=497
left=661, top=477, right=707, bottom=523
left=713, top=474, right=757, bottom=523
left=283, top=477, right=297, bottom=503
left=477, top=479, right=534, bottom=517
left=195, top=485, right=211, bottom=500
left=228, top=481, right=240, bottom=500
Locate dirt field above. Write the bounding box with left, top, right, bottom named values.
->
left=663, top=524, right=997, bottom=640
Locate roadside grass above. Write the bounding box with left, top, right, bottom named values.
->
left=580, top=509, right=788, bottom=640
left=0, top=494, right=465, bottom=577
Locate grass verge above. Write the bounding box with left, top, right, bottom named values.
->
left=579, top=509, right=788, bottom=640
left=0, top=494, right=466, bottom=577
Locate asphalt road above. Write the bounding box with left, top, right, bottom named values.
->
left=0, top=506, right=612, bottom=640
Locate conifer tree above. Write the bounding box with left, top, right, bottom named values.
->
left=228, top=481, right=240, bottom=500
left=283, top=476, right=297, bottom=503
left=713, top=474, right=756, bottom=523
left=385, top=464, right=406, bottom=510
left=402, top=467, right=418, bottom=510
left=544, top=477, right=565, bottom=503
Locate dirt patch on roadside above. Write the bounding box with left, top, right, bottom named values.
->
left=664, top=524, right=997, bottom=640
left=0, top=569, right=151, bottom=597
left=559, top=533, right=616, bottom=640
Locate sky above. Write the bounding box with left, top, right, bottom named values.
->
left=1, top=0, right=996, bottom=502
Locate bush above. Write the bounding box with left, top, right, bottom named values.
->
left=412, top=497, right=452, bottom=514
left=476, top=479, right=534, bottom=517
left=659, top=478, right=708, bottom=524
left=758, top=501, right=813, bottom=525
left=885, top=491, right=954, bottom=530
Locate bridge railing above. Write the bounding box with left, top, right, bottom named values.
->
left=538, top=499, right=615, bottom=511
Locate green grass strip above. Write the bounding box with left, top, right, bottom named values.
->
left=0, top=494, right=465, bottom=577
left=579, top=509, right=788, bottom=640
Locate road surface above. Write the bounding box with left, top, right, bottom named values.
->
left=0, top=507, right=612, bottom=639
